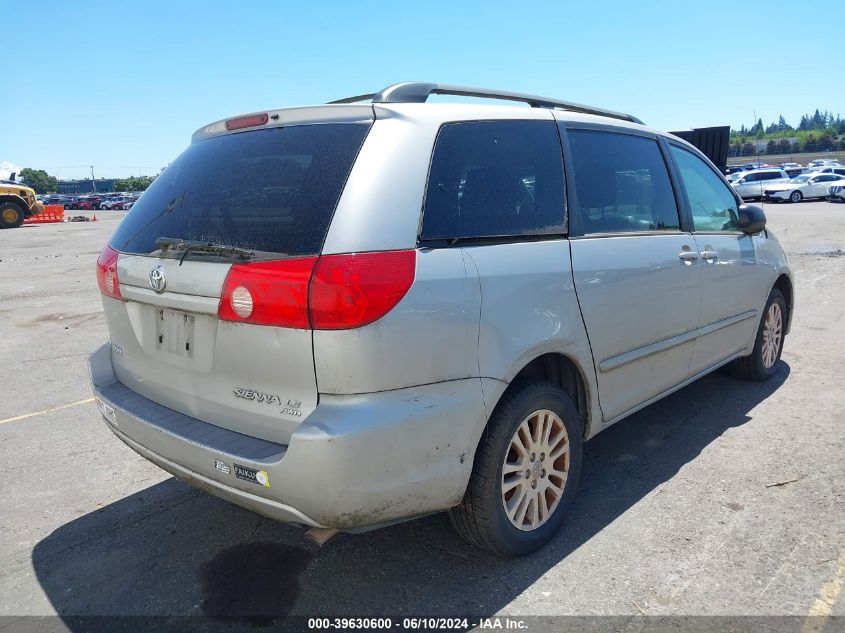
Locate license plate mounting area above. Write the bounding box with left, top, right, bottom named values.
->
left=155, top=309, right=195, bottom=356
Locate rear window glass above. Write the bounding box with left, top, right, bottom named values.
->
left=109, top=123, right=370, bottom=259
left=420, top=120, right=565, bottom=241
left=568, top=130, right=679, bottom=234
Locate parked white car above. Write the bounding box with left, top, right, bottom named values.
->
left=731, top=168, right=790, bottom=200
left=812, top=166, right=845, bottom=178
left=828, top=183, right=845, bottom=202
left=763, top=172, right=845, bottom=203
left=807, top=159, right=842, bottom=169
left=101, top=196, right=133, bottom=210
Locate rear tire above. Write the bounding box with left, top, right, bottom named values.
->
left=0, top=202, right=25, bottom=228
left=789, top=191, right=803, bottom=203
left=449, top=379, right=583, bottom=557
left=730, top=288, right=786, bottom=382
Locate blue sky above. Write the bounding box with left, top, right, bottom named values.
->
left=4, top=0, right=844, bottom=179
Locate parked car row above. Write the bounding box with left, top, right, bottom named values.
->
left=37, top=193, right=141, bottom=210
left=726, top=158, right=842, bottom=180
left=762, top=173, right=845, bottom=203
left=727, top=158, right=845, bottom=203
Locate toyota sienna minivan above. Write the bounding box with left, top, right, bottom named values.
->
left=90, top=82, right=793, bottom=556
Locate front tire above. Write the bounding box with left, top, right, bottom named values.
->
left=0, top=202, right=25, bottom=228
left=789, top=191, right=803, bottom=203
left=449, top=380, right=583, bottom=556
left=730, top=288, right=786, bottom=382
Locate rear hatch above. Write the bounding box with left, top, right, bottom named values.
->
left=100, top=119, right=372, bottom=445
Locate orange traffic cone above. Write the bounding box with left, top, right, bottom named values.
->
left=91, top=213, right=97, bottom=222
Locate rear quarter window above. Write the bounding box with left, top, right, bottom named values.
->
left=109, top=123, right=371, bottom=259
left=420, top=120, right=565, bottom=241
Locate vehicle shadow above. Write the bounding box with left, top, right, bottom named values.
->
left=31, top=363, right=789, bottom=627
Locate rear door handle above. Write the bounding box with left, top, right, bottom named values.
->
left=700, top=250, right=719, bottom=262
left=678, top=251, right=699, bottom=264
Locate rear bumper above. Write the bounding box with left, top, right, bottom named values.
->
left=89, top=343, right=486, bottom=530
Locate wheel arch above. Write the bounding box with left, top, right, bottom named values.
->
left=495, top=352, right=592, bottom=439
left=0, top=194, right=28, bottom=211
left=773, top=273, right=793, bottom=334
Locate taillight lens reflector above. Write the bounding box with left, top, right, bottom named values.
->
left=96, top=245, right=122, bottom=299
left=310, top=250, right=416, bottom=330
left=218, top=257, right=317, bottom=328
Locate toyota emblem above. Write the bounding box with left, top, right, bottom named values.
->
left=149, top=266, right=166, bottom=293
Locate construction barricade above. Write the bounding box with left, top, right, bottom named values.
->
left=23, top=205, right=65, bottom=225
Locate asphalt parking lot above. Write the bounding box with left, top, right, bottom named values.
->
left=1, top=203, right=844, bottom=628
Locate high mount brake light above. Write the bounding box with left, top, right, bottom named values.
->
left=218, top=250, right=416, bottom=329
left=96, top=245, right=122, bottom=299
left=225, top=113, right=269, bottom=131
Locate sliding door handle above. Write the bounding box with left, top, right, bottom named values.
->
left=700, top=250, right=719, bottom=262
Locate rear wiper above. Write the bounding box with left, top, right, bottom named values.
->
left=154, top=237, right=255, bottom=265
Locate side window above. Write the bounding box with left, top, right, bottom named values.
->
left=420, top=120, right=564, bottom=240
left=567, top=129, right=679, bottom=234
left=670, top=145, right=739, bottom=232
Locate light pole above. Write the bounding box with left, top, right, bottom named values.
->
left=90, top=165, right=95, bottom=193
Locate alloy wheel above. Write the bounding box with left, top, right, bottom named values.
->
left=501, top=409, right=570, bottom=531
left=761, top=302, right=783, bottom=369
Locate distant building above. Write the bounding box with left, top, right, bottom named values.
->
left=57, top=178, right=120, bottom=194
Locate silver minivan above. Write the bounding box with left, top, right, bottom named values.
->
left=90, top=82, right=793, bottom=556
left=731, top=168, right=791, bottom=200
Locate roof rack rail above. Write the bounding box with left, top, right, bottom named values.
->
left=328, top=81, right=643, bottom=125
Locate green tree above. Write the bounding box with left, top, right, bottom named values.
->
left=113, top=175, right=156, bottom=191
left=817, top=134, right=835, bottom=151
left=19, top=168, right=58, bottom=193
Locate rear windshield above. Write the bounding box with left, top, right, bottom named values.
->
left=109, top=123, right=371, bottom=259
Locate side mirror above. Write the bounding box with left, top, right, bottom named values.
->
left=737, top=204, right=766, bottom=234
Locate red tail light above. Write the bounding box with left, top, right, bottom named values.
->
left=218, top=257, right=317, bottom=328
left=96, top=245, right=122, bottom=299
left=217, top=250, right=416, bottom=329
left=309, top=250, right=416, bottom=329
